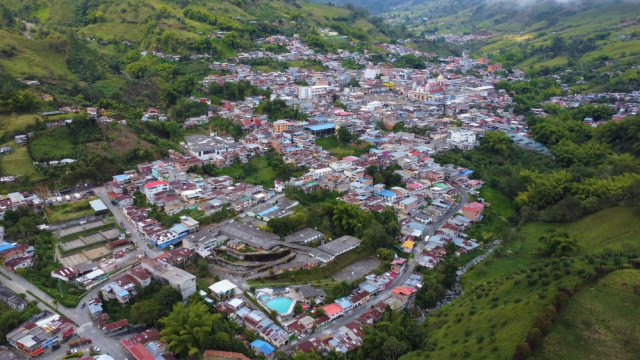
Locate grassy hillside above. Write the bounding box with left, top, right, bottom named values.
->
left=533, top=269, right=640, bottom=360
left=384, top=0, right=640, bottom=74
left=402, top=207, right=640, bottom=360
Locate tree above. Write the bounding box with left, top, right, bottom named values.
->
left=480, top=131, right=512, bottom=156
left=196, top=260, right=210, bottom=278
left=161, top=302, right=224, bottom=359
left=337, top=127, right=355, bottom=144
left=536, top=230, right=579, bottom=257
left=130, top=299, right=162, bottom=325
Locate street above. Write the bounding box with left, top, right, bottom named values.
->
left=283, top=186, right=469, bottom=351
left=0, top=267, right=128, bottom=360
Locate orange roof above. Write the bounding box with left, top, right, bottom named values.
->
left=322, top=303, right=344, bottom=317
left=128, top=343, right=155, bottom=360
left=391, top=286, right=417, bottom=296
left=203, top=350, right=250, bottom=360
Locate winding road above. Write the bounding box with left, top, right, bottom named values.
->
left=282, top=185, right=469, bottom=351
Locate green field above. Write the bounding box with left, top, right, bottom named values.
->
left=45, top=197, right=99, bottom=223
left=28, top=127, right=75, bottom=162
left=215, top=156, right=277, bottom=187
left=315, top=136, right=373, bottom=159
left=1, top=146, right=41, bottom=179
left=533, top=269, right=640, bottom=360
left=464, top=207, right=640, bottom=286
left=0, top=113, right=43, bottom=138
left=402, top=207, right=640, bottom=360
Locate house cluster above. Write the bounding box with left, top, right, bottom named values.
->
left=0, top=192, right=43, bottom=216
left=213, top=292, right=291, bottom=351
left=0, top=243, right=35, bottom=272
left=235, top=35, right=315, bottom=62
left=5, top=311, right=75, bottom=357
left=424, top=32, right=494, bottom=43
left=291, top=266, right=422, bottom=355
left=543, top=92, right=639, bottom=124
left=85, top=254, right=196, bottom=338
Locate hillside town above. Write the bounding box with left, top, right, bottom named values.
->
left=0, top=30, right=638, bottom=360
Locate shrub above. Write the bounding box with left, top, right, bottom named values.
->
left=513, top=342, right=531, bottom=360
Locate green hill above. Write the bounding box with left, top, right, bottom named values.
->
left=532, top=269, right=640, bottom=360
left=0, top=0, right=386, bottom=85
left=402, top=206, right=640, bottom=360
left=383, top=0, right=640, bottom=74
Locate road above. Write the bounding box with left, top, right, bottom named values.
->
left=0, top=267, right=128, bottom=360
left=283, top=186, right=469, bottom=351
left=0, top=187, right=167, bottom=360
left=94, top=187, right=163, bottom=259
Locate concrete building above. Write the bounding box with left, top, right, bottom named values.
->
left=184, top=135, right=240, bottom=162
left=140, top=259, right=196, bottom=299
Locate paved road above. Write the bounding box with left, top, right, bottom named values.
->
left=94, top=187, right=163, bottom=259
left=0, top=267, right=128, bottom=360
left=0, top=187, right=166, bottom=360
left=283, top=186, right=469, bottom=351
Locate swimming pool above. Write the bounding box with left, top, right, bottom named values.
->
left=265, top=297, right=293, bottom=314
left=260, top=295, right=269, bottom=301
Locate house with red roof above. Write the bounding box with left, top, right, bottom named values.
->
left=461, top=202, right=485, bottom=222
left=321, top=303, right=344, bottom=320
left=143, top=180, right=171, bottom=204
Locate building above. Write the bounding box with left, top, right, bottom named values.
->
left=450, top=130, right=476, bottom=146
left=143, top=180, right=171, bottom=204
left=250, top=339, right=275, bottom=357
left=89, top=199, right=109, bottom=214
left=0, top=285, right=27, bottom=311
left=6, top=311, right=74, bottom=357
left=183, top=230, right=227, bottom=258
left=322, top=303, right=344, bottom=320
left=317, top=235, right=361, bottom=257
left=209, top=280, right=238, bottom=299
left=461, top=202, right=485, bottom=222
left=273, top=120, right=293, bottom=133
left=284, top=228, right=325, bottom=244
left=184, top=135, right=240, bottom=162
left=140, top=259, right=196, bottom=299
left=304, top=123, right=336, bottom=138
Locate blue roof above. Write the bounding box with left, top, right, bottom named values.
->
left=305, top=123, right=336, bottom=131
left=257, top=206, right=280, bottom=217
left=336, top=298, right=353, bottom=309
left=251, top=339, right=275, bottom=355
left=0, top=243, right=15, bottom=253
left=379, top=190, right=395, bottom=198
left=170, top=223, right=190, bottom=234
left=113, top=174, right=130, bottom=182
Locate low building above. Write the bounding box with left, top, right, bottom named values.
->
left=6, top=311, right=74, bottom=357
left=0, top=285, right=27, bottom=310
left=317, top=236, right=360, bottom=257
left=250, top=339, right=275, bottom=357
left=209, top=280, right=238, bottom=299
left=140, top=259, right=196, bottom=299
left=284, top=228, right=325, bottom=244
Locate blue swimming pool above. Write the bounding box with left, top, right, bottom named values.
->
left=260, top=295, right=269, bottom=301
left=265, top=297, right=293, bottom=314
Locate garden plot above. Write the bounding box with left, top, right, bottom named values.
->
left=58, top=227, right=122, bottom=252
left=54, top=220, right=108, bottom=238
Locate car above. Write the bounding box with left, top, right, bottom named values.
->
left=71, top=348, right=78, bottom=354
left=80, top=302, right=86, bottom=308
left=89, top=346, right=100, bottom=352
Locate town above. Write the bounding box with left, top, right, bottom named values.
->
left=0, top=28, right=638, bottom=360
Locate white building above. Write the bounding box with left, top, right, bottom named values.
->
left=450, top=130, right=476, bottom=145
